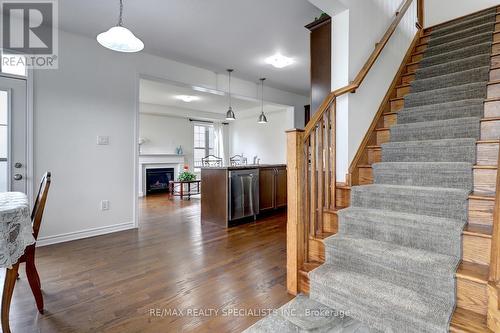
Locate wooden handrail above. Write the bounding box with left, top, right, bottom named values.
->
left=304, top=0, right=416, bottom=138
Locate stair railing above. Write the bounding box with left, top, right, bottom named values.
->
left=286, top=0, right=422, bottom=295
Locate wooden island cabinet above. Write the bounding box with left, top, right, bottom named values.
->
left=259, top=166, right=287, bottom=213
left=201, top=164, right=287, bottom=228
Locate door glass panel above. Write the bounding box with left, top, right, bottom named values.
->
left=0, top=90, right=8, bottom=192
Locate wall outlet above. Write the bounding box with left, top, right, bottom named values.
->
left=97, top=136, right=110, bottom=145
left=100, top=200, right=110, bottom=211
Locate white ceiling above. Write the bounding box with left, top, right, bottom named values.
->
left=140, top=79, right=288, bottom=117
left=57, top=0, right=322, bottom=96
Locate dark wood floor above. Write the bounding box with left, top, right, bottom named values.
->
left=3, top=194, right=292, bottom=332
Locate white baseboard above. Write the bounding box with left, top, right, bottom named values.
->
left=37, top=221, right=136, bottom=247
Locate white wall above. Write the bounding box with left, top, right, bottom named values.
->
left=425, top=0, right=498, bottom=28
left=308, top=0, right=417, bottom=181
left=139, top=113, right=194, bottom=165
left=229, top=110, right=289, bottom=165
left=34, top=29, right=307, bottom=245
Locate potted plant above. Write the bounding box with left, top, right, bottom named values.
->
left=178, top=165, right=196, bottom=181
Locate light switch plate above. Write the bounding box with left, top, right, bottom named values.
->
left=97, top=136, right=110, bottom=145
left=100, top=200, right=110, bottom=211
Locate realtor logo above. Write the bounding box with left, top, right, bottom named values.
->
left=1, top=0, right=58, bottom=69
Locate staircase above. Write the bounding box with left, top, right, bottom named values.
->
left=245, top=3, right=500, bottom=333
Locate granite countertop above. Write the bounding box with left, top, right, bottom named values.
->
left=201, top=164, right=286, bottom=170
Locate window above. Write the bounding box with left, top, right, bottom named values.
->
left=193, top=124, right=214, bottom=172
left=0, top=52, right=26, bottom=77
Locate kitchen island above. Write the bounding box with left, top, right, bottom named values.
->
left=201, top=165, right=287, bottom=228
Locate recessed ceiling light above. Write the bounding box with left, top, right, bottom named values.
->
left=176, top=95, right=200, bottom=102
left=265, top=53, right=294, bottom=68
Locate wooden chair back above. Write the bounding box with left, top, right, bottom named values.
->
left=202, top=155, right=223, bottom=167
left=31, top=172, right=51, bottom=240
left=230, top=154, right=247, bottom=166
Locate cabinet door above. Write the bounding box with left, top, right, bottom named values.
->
left=259, top=168, right=275, bottom=212
left=275, top=167, right=287, bottom=208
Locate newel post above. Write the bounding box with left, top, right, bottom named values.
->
left=286, top=129, right=305, bottom=295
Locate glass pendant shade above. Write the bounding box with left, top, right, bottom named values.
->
left=226, top=106, right=236, bottom=120
left=225, top=69, right=235, bottom=120
left=97, top=0, right=144, bottom=53
left=97, top=26, right=144, bottom=53
left=258, top=112, right=268, bottom=124
left=258, top=78, right=267, bottom=124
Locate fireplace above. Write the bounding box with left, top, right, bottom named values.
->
left=146, top=168, right=175, bottom=194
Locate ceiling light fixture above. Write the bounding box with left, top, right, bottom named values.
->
left=258, top=78, right=268, bottom=124
left=265, top=53, right=294, bottom=69
left=97, top=0, right=144, bottom=53
left=176, top=95, right=200, bottom=103
left=225, top=69, right=236, bottom=120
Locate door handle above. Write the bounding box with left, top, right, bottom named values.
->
left=13, top=174, right=22, bottom=180
left=14, top=162, right=22, bottom=168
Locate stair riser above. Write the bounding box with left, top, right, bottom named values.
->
left=473, top=168, right=497, bottom=195
left=325, top=247, right=455, bottom=302
left=391, top=119, right=480, bottom=142
left=338, top=216, right=462, bottom=257
left=401, top=73, right=415, bottom=85
left=408, top=66, right=489, bottom=93
left=383, top=114, right=397, bottom=127
left=411, top=53, right=424, bottom=62
left=404, top=84, right=487, bottom=108
left=390, top=98, right=404, bottom=112
left=432, top=13, right=497, bottom=38
left=382, top=142, right=477, bottom=163
left=396, top=85, right=411, bottom=97
left=477, top=142, right=499, bottom=165
left=397, top=104, right=484, bottom=124
left=414, top=63, right=490, bottom=87
left=457, top=278, right=488, bottom=316
left=469, top=198, right=494, bottom=226
left=376, top=130, right=390, bottom=145
left=367, top=148, right=381, bottom=164
left=481, top=119, right=500, bottom=140
left=429, top=23, right=495, bottom=48
left=406, top=63, right=419, bottom=74
left=492, top=54, right=500, bottom=69
left=373, top=165, right=473, bottom=190
left=463, top=234, right=491, bottom=266
left=491, top=68, right=500, bottom=82
left=420, top=43, right=492, bottom=69
left=351, top=188, right=468, bottom=220
left=425, top=33, right=493, bottom=57
left=310, top=281, right=447, bottom=333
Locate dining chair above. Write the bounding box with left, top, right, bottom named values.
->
left=2, top=171, right=51, bottom=332
left=202, top=155, right=223, bottom=167
left=230, top=154, right=247, bottom=166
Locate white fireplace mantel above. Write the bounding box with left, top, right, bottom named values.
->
left=138, top=154, right=185, bottom=197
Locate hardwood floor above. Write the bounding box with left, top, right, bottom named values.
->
left=2, top=194, right=292, bottom=332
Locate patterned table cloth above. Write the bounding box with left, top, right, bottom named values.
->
left=0, top=192, right=35, bottom=268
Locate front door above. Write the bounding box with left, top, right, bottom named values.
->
left=0, top=76, right=27, bottom=193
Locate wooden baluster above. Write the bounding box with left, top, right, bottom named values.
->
left=490, top=143, right=500, bottom=283
left=310, top=128, right=317, bottom=238
left=331, top=100, right=336, bottom=209
left=317, top=117, right=324, bottom=234
left=286, top=129, right=305, bottom=295
left=325, top=109, right=331, bottom=210
left=304, top=136, right=310, bottom=262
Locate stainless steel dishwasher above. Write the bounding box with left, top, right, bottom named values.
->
left=228, top=169, right=259, bottom=222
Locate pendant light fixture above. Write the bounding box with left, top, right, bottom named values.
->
left=97, top=0, right=144, bottom=53
left=226, top=69, right=236, bottom=120
left=258, top=78, right=268, bottom=124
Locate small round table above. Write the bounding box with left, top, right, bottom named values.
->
left=169, top=180, right=201, bottom=200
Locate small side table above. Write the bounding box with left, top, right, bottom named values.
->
left=169, top=180, right=201, bottom=200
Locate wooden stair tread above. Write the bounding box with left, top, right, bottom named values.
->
left=469, top=193, right=495, bottom=201
left=367, top=145, right=382, bottom=149
left=463, top=224, right=493, bottom=239
left=312, top=232, right=335, bottom=241
left=301, top=261, right=322, bottom=272
left=473, top=165, right=497, bottom=169
left=375, top=127, right=390, bottom=131
left=477, top=139, right=500, bottom=144
left=390, top=97, right=404, bottom=102
left=450, top=307, right=492, bottom=333
left=481, top=116, right=500, bottom=122
left=456, top=261, right=488, bottom=285
left=383, top=111, right=399, bottom=116
left=396, top=83, right=411, bottom=89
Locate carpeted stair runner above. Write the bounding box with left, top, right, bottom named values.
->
left=243, top=7, right=495, bottom=333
